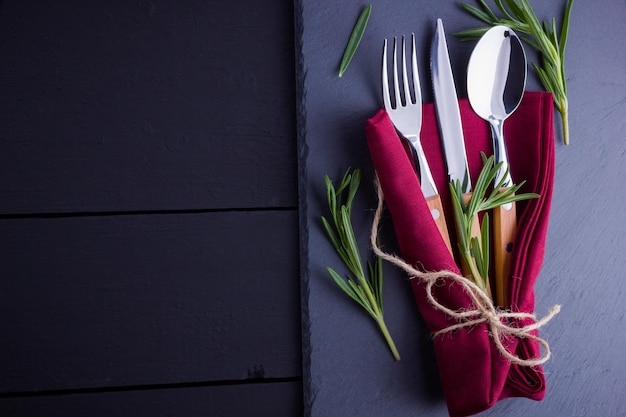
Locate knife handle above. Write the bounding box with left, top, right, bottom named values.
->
left=425, top=194, right=453, bottom=255
left=462, top=192, right=493, bottom=300
left=493, top=191, right=517, bottom=308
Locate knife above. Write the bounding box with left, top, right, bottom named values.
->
left=430, top=18, right=489, bottom=295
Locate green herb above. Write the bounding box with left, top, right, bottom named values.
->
left=455, top=0, right=574, bottom=145
left=450, top=154, right=539, bottom=294
left=321, top=168, right=400, bottom=361
left=338, top=4, right=372, bottom=77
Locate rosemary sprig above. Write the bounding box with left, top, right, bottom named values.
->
left=338, top=4, right=372, bottom=77
left=455, top=0, right=574, bottom=145
left=321, top=168, right=400, bottom=361
left=449, top=154, right=539, bottom=294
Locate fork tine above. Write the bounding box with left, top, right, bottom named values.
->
left=411, top=33, right=421, bottom=106
left=382, top=39, right=392, bottom=111
left=392, top=37, right=401, bottom=108
left=401, top=35, right=412, bottom=105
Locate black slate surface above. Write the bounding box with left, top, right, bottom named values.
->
left=298, top=1, right=626, bottom=416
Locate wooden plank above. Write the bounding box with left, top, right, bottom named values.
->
left=0, top=0, right=296, bottom=214
left=0, top=381, right=302, bottom=417
left=298, top=0, right=626, bottom=416
left=0, top=210, right=301, bottom=393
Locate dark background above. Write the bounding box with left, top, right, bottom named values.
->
left=3, top=1, right=626, bottom=417
left=0, top=1, right=302, bottom=415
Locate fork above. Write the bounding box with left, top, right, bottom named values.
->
left=382, top=34, right=452, bottom=254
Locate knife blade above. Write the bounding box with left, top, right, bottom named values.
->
left=430, top=18, right=489, bottom=295
left=430, top=18, right=471, bottom=193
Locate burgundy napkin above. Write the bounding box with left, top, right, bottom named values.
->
left=365, top=91, right=555, bottom=417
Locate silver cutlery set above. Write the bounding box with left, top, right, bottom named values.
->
left=382, top=19, right=527, bottom=306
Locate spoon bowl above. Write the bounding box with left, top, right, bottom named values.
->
left=467, top=25, right=527, bottom=187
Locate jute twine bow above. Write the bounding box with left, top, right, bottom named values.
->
left=370, top=180, right=560, bottom=367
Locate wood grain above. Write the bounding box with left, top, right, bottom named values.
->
left=460, top=192, right=492, bottom=299
left=0, top=0, right=297, bottom=214
left=425, top=194, right=452, bottom=254
left=493, top=195, right=517, bottom=307
left=0, top=211, right=301, bottom=393
left=0, top=381, right=302, bottom=417
left=0, top=0, right=302, bottom=412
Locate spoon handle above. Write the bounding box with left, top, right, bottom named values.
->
left=425, top=194, right=453, bottom=255
left=493, top=191, right=517, bottom=307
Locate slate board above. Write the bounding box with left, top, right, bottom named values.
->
left=297, top=1, right=626, bottom=416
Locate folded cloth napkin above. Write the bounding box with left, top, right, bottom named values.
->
left=365, top=91, right=555, bottom=417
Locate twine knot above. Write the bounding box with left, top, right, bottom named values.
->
left=370, top=180, right=559, bottom=367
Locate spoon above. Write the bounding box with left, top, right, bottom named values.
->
left=467, top=25, right=527, bottom=307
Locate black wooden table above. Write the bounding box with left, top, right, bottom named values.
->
left=0, top=1, right=302, bottom=415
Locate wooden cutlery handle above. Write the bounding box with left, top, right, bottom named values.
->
left=462, top=192, right=492, bottom=300
left=493, top=192, right=517, bottom=307
left=425, top=194, right=453, bottom=255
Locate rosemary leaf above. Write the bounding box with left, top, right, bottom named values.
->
left=345, top=169, right=360, bottom=213
left=327, top=268, right=361, bottom=303
left=496, top=0, right=521, bottom=20
left=338, top=4, right=372, bottom=77
left=325, top=175, right=336, bottom=216
left=341, top=206, right=364, bottom=277
left=559, top=0, right=574, bottom=58
left=460, top=2, right=495, bottom=24
left=336, top=170, right=352, bottom=194
left=455, top=27, right=491, bottom=41
left=348, top=279, right=377, bottom=318
left=449, top=155, right=539, bottom=297
left=374, top=256, right=384, bottom=310
left=368, top=256, right=384, bottom=311
left=472, top=235, right=486, bottom=285
left=493, top=162, right=510, bottom=191
left=322, top=168, right=400, bottom=361
left=321, top=216, right=341, bottom=253
left=480, top=0, right=500, bottom=20
left=480, top=212, right=491, bottom=277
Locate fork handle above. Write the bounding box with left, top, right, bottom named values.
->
left=493, top=189, right=517, bottom=308
left=425, top=194, right=453, bottom=255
